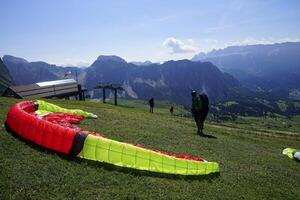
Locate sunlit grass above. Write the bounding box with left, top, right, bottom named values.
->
left=0, top=97, right=299, bottom=199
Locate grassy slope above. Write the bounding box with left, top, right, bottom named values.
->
left=217, top=115, right=300, bottom=133
left=0, top=97, right=300, bottom=200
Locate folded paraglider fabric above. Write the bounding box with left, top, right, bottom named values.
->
left=5, top=100, right=219, bottom=175
left=282, top=148, right=300, bottom=161
left=36, top=100, right=98, bottom=118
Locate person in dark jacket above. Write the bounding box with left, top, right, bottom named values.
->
left=191, top=91, right=209, bottom=135
left=149, top=98, right=154, bottom=113
left=170, top=106, right=174, bottom=115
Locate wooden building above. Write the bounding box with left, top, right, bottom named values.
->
left=3, top=79, right=86, bottom=100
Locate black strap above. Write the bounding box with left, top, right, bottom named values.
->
left=69, top=132, right=88, bottom=156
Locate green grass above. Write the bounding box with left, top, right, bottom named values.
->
left=216, top=115, right=300, bottom=134
left=223, top=101, right=239, bottom=107
left=0, top=97, right=300, bottom=199
left=276, top=100, right=288, bottom=112
left=104, top=98, right=189, bottom=116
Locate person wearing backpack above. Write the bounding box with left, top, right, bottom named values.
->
left=191, top=91, right=209, bottom=136
left=149, top=98, right=154, bottom=113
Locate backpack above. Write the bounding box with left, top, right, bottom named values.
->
left=200, top=94, right=209, bottom=109
left=192, top=95, right=202, bottom=110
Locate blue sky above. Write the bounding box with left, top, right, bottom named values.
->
left=1, top=0, right=300, bottom=66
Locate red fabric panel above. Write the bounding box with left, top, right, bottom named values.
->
left=134, top=144, right=206, bottom=162
left=6, top=101, right=205, bottom=161
left=6, top=101, right=77, bottom=154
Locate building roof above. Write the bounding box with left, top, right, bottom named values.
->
left=36, top=79, right=77, bottom=87
left=3, top=79, right=86, bottom=99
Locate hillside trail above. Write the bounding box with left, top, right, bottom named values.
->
left=207, top=123, right=300, bottom=141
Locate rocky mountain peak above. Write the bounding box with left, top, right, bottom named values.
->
left=3, top=55, right=29, bottom=65
left=96, top=55, right=127, bottom=63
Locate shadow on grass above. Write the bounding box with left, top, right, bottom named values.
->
left=294, top=158, right=300, bottom=163
left=5, top=123, right=220, bottom=181
left=70, top=156, right=220, bottom=181
left=200, top=132, right=217, bottom=139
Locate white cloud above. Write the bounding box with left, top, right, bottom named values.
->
left=163, top=37, right=198, bottom=54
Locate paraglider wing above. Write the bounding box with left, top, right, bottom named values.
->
left=5, top=100, right=219, bottom=176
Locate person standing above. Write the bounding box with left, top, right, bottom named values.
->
left=149, top=98, right=154, bottom=113
left=191, top=91, right=203, bottom=135
left=191, top=91, right=209, bottom=136
left=170, top=106, right=174, bottom=115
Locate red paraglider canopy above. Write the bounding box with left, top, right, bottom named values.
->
left=6, top=101, right=205, bottom=162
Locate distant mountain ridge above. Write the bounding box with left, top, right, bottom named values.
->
left=3, top=55, right=239, bottom=105
left=0, top=58, right=14, bottom=95
left=192, top=42, right=300, bottom=93
left=2, top=55, right=85, bottom=85
left=3, top=52, right=299, bottom=116
left=130, top=60, right=154, bottom=66
left=85, top=58, right=239, bottom=105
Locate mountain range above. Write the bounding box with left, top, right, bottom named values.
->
left=85, top=56, right=239, bottom=105
left=0, top=57, right=14, bottom=95
left=2, top=55, right=85, bottom=86
left=2, top=42, right=300, bottom=116
left=2, top=55, right=239, bottom=106
left=192, top=42, right=300, bottom=98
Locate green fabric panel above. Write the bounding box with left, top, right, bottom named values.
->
left=37, top=100, right=96, bottom=118
left=35, top=110, right=51, bottom=115
left=79, top=134, right=219, bottom=175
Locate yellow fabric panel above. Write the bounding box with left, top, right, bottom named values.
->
left=79, top=134, right=219, bottom=175
left=282, top=148, right=296, bottom=159
left=36, top=100, right=97, bottom=118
